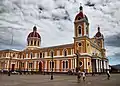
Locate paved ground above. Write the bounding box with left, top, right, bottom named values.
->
left=0, top=74, right=120, bottom=86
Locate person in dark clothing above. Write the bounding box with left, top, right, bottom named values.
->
left=77, top=70, right=81, bottom=83
left=107, top=70, right=110, bottom=80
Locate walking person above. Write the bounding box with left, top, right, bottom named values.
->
left=77, top=70, right=81, bottom=83
left=107, top=70, right=110, bottom=80
left=82, top=71, right=86, bottom=81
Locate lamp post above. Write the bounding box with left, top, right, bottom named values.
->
left=50, top=51, right=54, bottom=80
left=8, top=53, right=11, bottom=76
left=75, top=50, right=80, bottom=79
left=19, top=52, right=22, bottom=75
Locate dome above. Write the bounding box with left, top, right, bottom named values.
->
left=74, top=5, right=88, bottom=22
left=27, top=26, right=41, bottom=39
left=94, top=26, right=104, bottom=39
left=75, top=12, right=84, bottom=20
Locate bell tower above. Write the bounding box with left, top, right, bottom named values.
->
left=74, top=4, right=89, bottom=54
left=74, top=4, right=89, bottom=38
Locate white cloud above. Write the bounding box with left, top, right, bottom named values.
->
left=0, top=0, right=120, bottom=64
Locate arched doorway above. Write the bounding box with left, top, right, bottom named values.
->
left=11, top=64, right=15, bottom=72
left=39, top=62, right=42, bottom=72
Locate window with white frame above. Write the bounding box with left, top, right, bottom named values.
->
left=23, top=54, right=24, bottom=59
left=63, top=61, right=65, bottom=69
left=63, top=60, right=68, bottom=69
left=30, top=53, right=32, bottom=59
left=29, top=63, right=33, bottom=68
left=66, top=61, right=68, bottom=68
left=50, top=50, right=54, bottom=57
left=43, top=52, right=45, bottom=58
left=40, top=52, right=42, bottom=58
left=63, top=49, right=67, bottom=56
left=78, top=25, right=82, bottom=36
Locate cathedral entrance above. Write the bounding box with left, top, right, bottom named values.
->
left=11, top=64, right=15, bottom=72
left=39, top=62, right=42, bottom=72
left=92, top=59, right=96, bottom=73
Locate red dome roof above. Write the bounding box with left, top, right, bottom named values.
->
left=75, top=12, right=84, bottom=20
left=95, top=32, right=102, bottom=37
left=94, top=26, right=104, bottom=39
left=27, top=26, right=41, bottom=39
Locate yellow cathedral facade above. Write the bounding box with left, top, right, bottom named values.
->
left=0, top=5, right=109, bottom=73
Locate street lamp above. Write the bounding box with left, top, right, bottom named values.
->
left=19, top=52, right=22, bottom=75
left=50, top=51, right=54, bottom=80
left=75, top=50, right=79, bottom=72
left=75, top=50, right=80, bottom=79
left=8, top=52, right=11, bottom=76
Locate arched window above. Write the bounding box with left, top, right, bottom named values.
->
left=31, top=40, right=33, bottom=46
left=40, top=52, right=42, bottom=58
left=63, top=61, right=68, bottom=69
left=37, top=53, right=39, bottom=58
left=63, top=61, right=65, bottom=69
left=88, top=62, right=90, bottom=66
left=30, top=53, right=32, bottom=59
left=63, top=49, right=67, bottom=56
left=66, top=61, right=68, bottom=68
left=13, top=53, right=15, bottom=57
left=43, top=52, right=45, bottom=58
left=29, top=63, right=33, bottom=68
left=78, top=26, right=82, bottom=36
left=23, top=54, right=24, bottom=59
left=34, top=41, right=36, bottom=46
left=38, top=41, right=39, bottom=46
left=50, top=50, right=54, bottom=57
left=78, top=17, right=81, bottom=20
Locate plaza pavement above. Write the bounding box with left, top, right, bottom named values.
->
left=0, top=74, right=120, bottom=86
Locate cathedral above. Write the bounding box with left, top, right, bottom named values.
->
left=0, top=5, right=109, bottom=73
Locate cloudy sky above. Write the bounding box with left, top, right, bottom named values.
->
left=0, top=0, right=120, bottom=65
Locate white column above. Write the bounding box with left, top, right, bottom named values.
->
left=45, top=61, right=47, bottom=71
left=84, top=58, right=86, bottom=69
left=75, top=58, right=77, bottom=68
left=72, top=59, right=75, bottom=72
left=25, top=61, right=27, bottom=70
left=57, top=60, right=59, bottom=72
left=34, top=61, right=36, bottom=70
left=7, top=61, right=9, bottom=70
left=71, top=59, right=73, bottom=69
left=101, top=60, right=102, bottom=69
